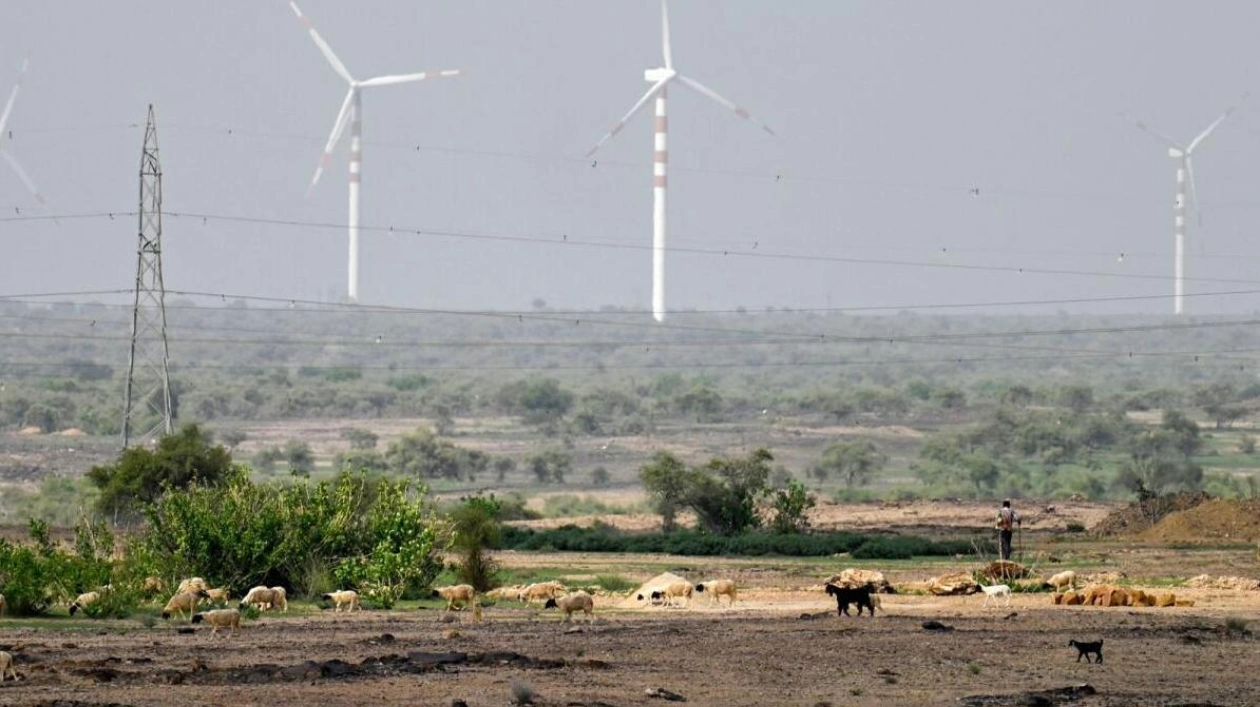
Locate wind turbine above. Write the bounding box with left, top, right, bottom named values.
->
left=586, top=0, right=774, bottom=322
left=1129, top=97, right=1243, bottom=315
left=0, top=55, right=46, bottom=205
left=289, top=1, right=459, bottom=302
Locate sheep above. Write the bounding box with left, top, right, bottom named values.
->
left=177, top=577, right=209, bottom=595
left=543, top=590, right=594, bottom=623
left=0, top=650, right=16, bottom=682
left=162, top=590, right=210, bottom=621
left=206, top=587, right=231, bottom=604
left=240, top=586, right=276, bottom=611
left=1046, top=570, right=1077, bottom=592
left=518, top=581, right=566, bottom=605
left=192, top=608, right=242, bottom=637
left=661, top=581, right=694, bottom=608
left=322, top=590, right=361, bottom=612
left=68, top=591, right=101, bottom=616
left=240, top=586, right=288, bottom=612
left=431, top=584, right=476, bottom=611
left=695, top=579, right=738, bottom=608
left=979, top=582, right=1013, bottom=608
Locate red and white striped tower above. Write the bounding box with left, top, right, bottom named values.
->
left=587, top=0, right=773, bottom=322
left=1129, top=97, right=1243, bottom=315
left=290, top=1, right=459, bottom=303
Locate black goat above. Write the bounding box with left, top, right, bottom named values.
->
left=1068, top=639, right=1103, bottom=663
left=825, top=582, right=875, bottom=617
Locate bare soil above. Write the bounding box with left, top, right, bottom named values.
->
left=4, top=550, right=1260, bottom=707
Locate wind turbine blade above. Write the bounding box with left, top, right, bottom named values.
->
left=1123, top=114, right=1181, bottom=151
left=1187, top=94, right=1247, bottom=153
left=0, top=56, right=30, bottom=136
left=585, top=77, right=672, bottom=158
left=308, top=88, right=355, bottom=193
left=661, top=0, right=673, bottom=69
left=676, top=74, right=775, bottom=135
left=1, top=148, right=46, bottom=203
left=358, top=69, right=460, bottom=88
left=289, top=1, right=355, bottom=84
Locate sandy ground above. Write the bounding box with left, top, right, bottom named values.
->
left=4, top=547, right=1260, bottom=707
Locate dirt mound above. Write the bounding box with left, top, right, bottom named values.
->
left=979, top=561, right=1031, bottom=581
left=621, top=572, right=689, bottom=608
left=1139, top=499, right=1260, bottom=544
left=1091, top=491, right=1212, bottom=537
left=1186, top=574, right=1260, bottom=591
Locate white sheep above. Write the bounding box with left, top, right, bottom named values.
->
left=177, top=577, right=209, bottom=595
left=68, top=591, right=101, bottom=616
left=205, top=587, right=231, bottom=604
left=240, top=586, right=275, bottom=611
left=269, top=586, right=288, bottom=612
left=695, top=579, right=738, bottom=607
left=431, top=584, right=476, bottom=611
left=322, top=590, right=361, bottom=612
left=661, top=581, right=694, bottom=608
left=544, top=590, right=595, bottom=623
left=162, top=590, right=208, bottom=621
left=0, top=650, right=16, bottom=682
left=518, top=581, right=566, bottom=605
left=1047, top=570, right=1077, bottom=592
left=192, top=608, right=242, bottom=637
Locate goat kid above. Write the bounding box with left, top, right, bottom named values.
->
left=978, top=582, right=1012, bottom=608
left=1068, top=639, right=1103, bottom=663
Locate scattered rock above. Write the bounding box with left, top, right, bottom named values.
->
left=564, top=626, right=584, bottom=634
left=921, top=620, right=954, bottom=632
left=959, top=683, right=1096, bottom=706
left=451, top=700, right=469, bottom=707
left=645, top=687, right=687, bottom=702
left=1003, top=612, right=1019, bottom=620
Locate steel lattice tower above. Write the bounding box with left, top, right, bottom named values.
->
left=121, top=104, right=173, bottom=448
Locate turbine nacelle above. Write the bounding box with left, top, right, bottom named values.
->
left=644, top=68, right=676, bottom=84
left=1168, top=147, right=1184, bottom=158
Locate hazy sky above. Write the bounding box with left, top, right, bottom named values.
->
left=4, top=1, right=1260, bottom=316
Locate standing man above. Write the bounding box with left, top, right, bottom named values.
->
left=995, top=499, right=1021, bottom=561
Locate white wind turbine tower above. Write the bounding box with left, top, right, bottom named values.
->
left=289, top=2, right=459, bottom=302
left=1129, top=97, right=1243, bottom=315
left=586, top=0, right=774, bottom=322
left=0, top=56, right=47, bottom=205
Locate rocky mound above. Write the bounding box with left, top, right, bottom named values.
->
left=1139, top=499, right=1260, bottom=544
left=1091, top=491, right=1212, bottom=537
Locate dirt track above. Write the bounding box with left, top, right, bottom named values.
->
left=3, top=586, right=1260, bottom=707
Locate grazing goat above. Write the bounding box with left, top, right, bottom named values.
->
left=1046, top=571, right=1077, bottom=592
left=695, top=579, right=738, bottom=607
left=979, top=582, right=1013, bottom=608
left=1068, top=639, right=1103, bottom=663
left=322, top=590, right=361, bottom=612
left=0, top=650, right=16, bottom=682
left=69, top=591, right=101, bottom=616
left=544, top=590, right=595, bottom=623
left=192, top=608, right=242, bottom=637
left=825, top=582, right=876, bottom=617
left=162, top=590, right=210, bottom=621
left=431, top=584, right=476, bottom=611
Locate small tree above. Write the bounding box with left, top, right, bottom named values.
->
left=88, top=423, right=236, bottom=523
left=639, top=451, right=690, bottom=532
left=450, top=494, right=502, bottom=592
left=284, top=440, right=315, bottom=477
left=591, top=466, right=611, bottom=486
left=494, top=457, right=516, bottom=482
left=770, top=479, right=816, bottom=534
left=812, top=441, right=887, bottom=488
left=527, top=449, right=572, bottom=484
left=684, top=448, right=773, bottom=536
left=342, top=428, right=379, bottom=450
left=219, top=429, right=248, bottom=451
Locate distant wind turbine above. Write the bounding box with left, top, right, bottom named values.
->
left=0, top=55, right=46, bottom=204
left=1128, top=96, right=1244, bottom=315
left=289, top=2, right=459, bottom=302
left=586, top=0, right=774, bottom=322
